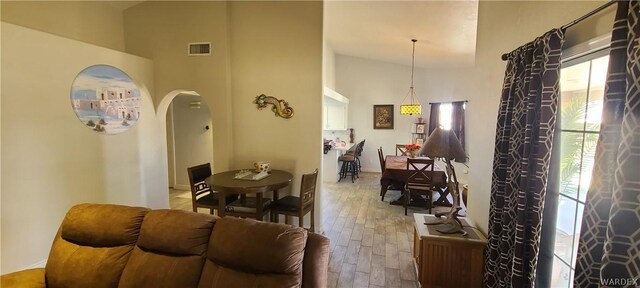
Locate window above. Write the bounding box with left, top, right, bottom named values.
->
left=438, top=103, right=453, bottom=130
left=550, top=53, right=609, bottom=288
left=428, top=101, right=466, bottom=148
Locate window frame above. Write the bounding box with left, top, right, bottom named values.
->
left=545, top=47, right=610, bottom=288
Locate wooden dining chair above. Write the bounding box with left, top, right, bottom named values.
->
left=270, top=169, right=318, bottom=232
left=404, top=158, right=435, bottom=215
left=396, top=144, right=409, bottom=156
left=224, top=195, right=272, bottom=221
left=377, top=147, right=386, bottom=173
left=187, top=163, right=238, bottom=214
left=378, top=147, right=405, bottom=200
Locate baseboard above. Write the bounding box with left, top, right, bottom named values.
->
left=173, top=184, right=190, bottom=191
left=24, top=259, right=47, bottom=269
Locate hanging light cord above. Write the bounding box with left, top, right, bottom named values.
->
left=402, top=39, right=419, bottom=104
left=410, top=39, right=416, bottom=91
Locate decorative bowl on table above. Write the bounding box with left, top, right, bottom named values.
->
left=254, top=161, right=270, bottom=173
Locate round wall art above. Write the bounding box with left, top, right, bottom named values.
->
left=70, top=65, right=141, bottom=134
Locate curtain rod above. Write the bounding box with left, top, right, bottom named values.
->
left=429, top=100, right=468, bottom=105
left=501, top=0, right=616, bottom=61
left=561, top=0, right=616, bottom=31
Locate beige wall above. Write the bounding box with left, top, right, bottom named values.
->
left=0, top=22, right=165, bottom=273
left=166, top=104, right=176, bottom=187
left=123, top=1, right=234, bottom=174
left=0, top=1, right=125, bottom=51
left=228, top=0, right=323, bottom=224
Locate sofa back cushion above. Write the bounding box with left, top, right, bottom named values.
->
left=45, top=203, right=149, bottom=288
left=198, top=217, right=308, bottom=288
left=119, top=209, right=217, bottom=288
left=302, top=233, right=330, bottom=288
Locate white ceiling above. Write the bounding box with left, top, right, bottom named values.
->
left=324, top=0, right=479, bottom=68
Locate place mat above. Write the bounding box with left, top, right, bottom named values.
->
left=235, top=172, right=271, bottom=181
left=424, top=215, right=480, bottom=239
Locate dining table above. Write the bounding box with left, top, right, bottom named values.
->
left=380, top=155, right=452, bottom=207
left=204, top=169, right=293, bottom=218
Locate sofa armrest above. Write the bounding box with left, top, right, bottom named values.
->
left=302, top=232, right=330, bottom=288
left=1, top=268, right=45, bottom=288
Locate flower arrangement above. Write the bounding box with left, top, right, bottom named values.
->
left=406, top=144, right=421, bottom=157
left=406, top=144, right=421, bottom=152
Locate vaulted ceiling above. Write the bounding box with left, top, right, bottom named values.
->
left=114, top=0, right=479, bottom=69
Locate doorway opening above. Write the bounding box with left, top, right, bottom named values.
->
left=158, top=90, right=214, bottom=211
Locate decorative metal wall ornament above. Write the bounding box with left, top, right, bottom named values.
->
left=254, top=94, right=294, bottom=119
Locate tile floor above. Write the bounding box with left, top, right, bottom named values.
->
left=168, top=172, right=451, bottom=288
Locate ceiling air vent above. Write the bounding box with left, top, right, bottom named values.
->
left=188, top=42, right=211, bottom=56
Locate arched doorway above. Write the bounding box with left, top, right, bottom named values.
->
left=157, top=90, right=214, bottom=211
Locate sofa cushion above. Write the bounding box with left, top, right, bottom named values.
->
left=207, top=217, right=308, bottom=274
left=302, top=233, right=330, bottom=288
left=0, top=268, right=45, bottom=288
left=197, top=260, right=301, bottom=288
left=136, top=209, right=217, bottom=255
left=198, top=217, right=307, bottom=288
left=60, top=203, right=148, bottom=246
left=45, top=203, right=149, bottom=288
left=119, top=209, right=217, bottom=288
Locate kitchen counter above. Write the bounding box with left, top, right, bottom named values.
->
left=322, top=142, right=355, bottom=182
left=334, top=145, right=353, bottom=151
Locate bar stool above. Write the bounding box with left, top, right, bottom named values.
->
left=355, top=140, right=365, bottom=173
left=338, top=153, right=357, bottom=183
left=344, top=140, right=364, bottom=176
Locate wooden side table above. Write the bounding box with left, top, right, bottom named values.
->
left=412, top=214, right=487, bottom=288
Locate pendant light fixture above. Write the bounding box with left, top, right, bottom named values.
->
left=400, top=39, right=422, bottom=115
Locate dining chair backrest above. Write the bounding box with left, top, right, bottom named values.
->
left=406, top=158, right=434, bottom=186
left=300, top=169, right=319, bottom=208
left=187, top=163, right=213, bottom=199
left=378, top=147, right=386, bottom=173
left=396, top=144, right=409, bottom=156
left=356, top=140, right=366, bottom=157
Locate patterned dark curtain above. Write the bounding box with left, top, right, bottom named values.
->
left=428, top=103, right=440, bottom=136
left=484, top=28, right=564, bottom=288
left=574, top=1, right=640, bottom=286
left=450, top=101, right=466, bottom=149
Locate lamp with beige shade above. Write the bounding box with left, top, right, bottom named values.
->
left=418, top=127, right=467, bottom=235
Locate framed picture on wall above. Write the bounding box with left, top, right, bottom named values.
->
left=70, top=65, right=141, bottom=135
left=373, top=105, right=394, bottom=129
left=416, top=123, right=426, bottom=134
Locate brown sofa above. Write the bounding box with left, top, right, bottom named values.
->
left=1, top=203, right=330, bottom=288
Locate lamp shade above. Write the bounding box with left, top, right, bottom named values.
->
left=419, top=127, right=467, bottom=162
left=400, top=104, right=422, bottom=115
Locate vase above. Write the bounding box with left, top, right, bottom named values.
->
left=409, top=151, right=417, bottom=158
